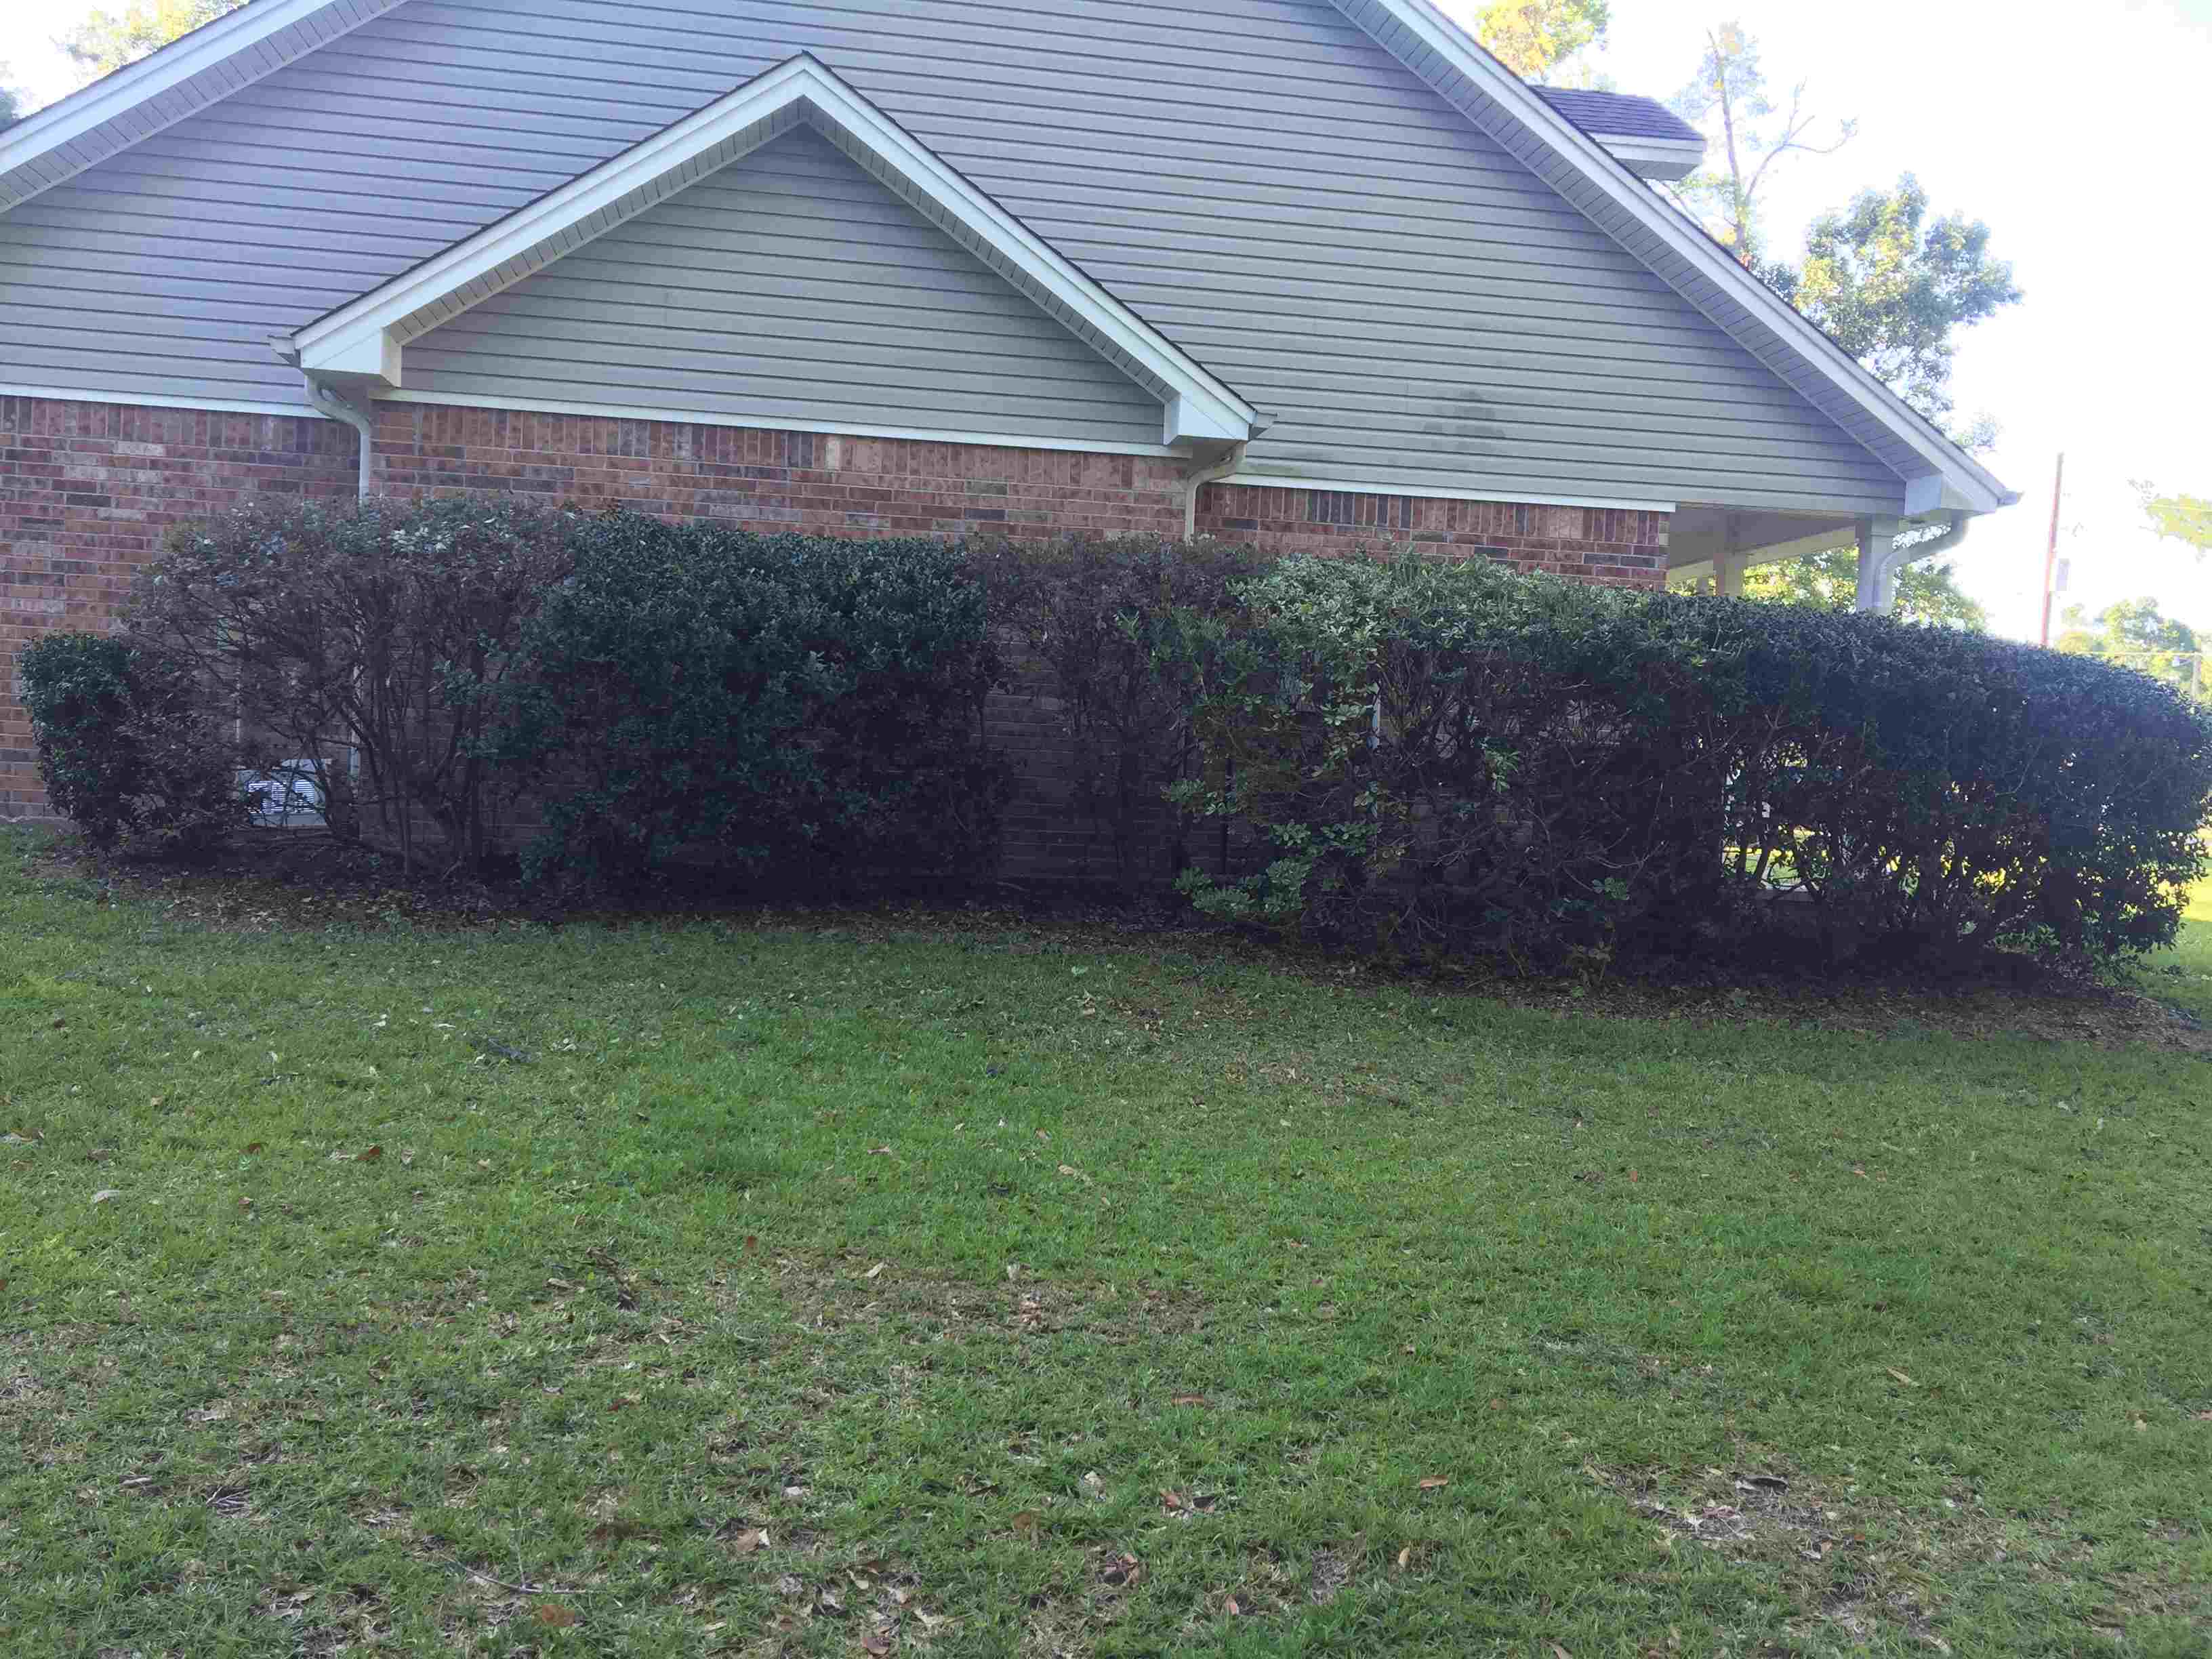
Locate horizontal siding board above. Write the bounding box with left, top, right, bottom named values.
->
left=405, top=128, right=1163, bottom=447
left=0, top=0, right=1906, bottom=512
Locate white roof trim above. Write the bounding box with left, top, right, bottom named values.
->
left=1338, top=0, right=2016, bottom=515
left=0, top=383, right=327, bottom=420
left=0, top=0, right=407, bottom=211
left=379, top=389, right=1184, bottom=457
left=288, top=54, right=1258, bottom=449
left=1584, top=135, right=1706, bottom=184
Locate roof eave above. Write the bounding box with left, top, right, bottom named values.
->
left=1583, top=134, right=1705, bottom=183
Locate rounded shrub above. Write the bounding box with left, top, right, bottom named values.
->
left=20, top=631, right=245, bottom=859
left=499, top=517, right=1007, bottom=889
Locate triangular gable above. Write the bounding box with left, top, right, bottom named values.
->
left=400, top=126, right=1173, bottom=453
left=1334, top=0, right=2014, bottom=514
left=281, top=54, right=1259, bottom=449
left=0, top=0, right=410, bottom=213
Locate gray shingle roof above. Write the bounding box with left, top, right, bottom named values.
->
left=1533, top=87, right=1703, bottom=146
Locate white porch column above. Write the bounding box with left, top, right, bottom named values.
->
left=1852, top=516, right=1906, bottom=613
left=1711, top=514, right=1746, bottom=598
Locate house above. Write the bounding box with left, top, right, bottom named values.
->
left=0, top=0, right=2016, bottom=829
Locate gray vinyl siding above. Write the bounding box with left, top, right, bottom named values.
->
left=405, top=128, right=1164, bottom=447
left=0, top=0, right=1908, bottom=514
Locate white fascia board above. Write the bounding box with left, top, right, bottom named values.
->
left=379, top=390, right=1184, bottom=457
left=1216, top=472, right=1675, bottom=513
left=291, top=55, right=1257, bottom=447
left=0, top=0, right=384, bottom=191
left=0, top=383, right=325, bottom=420
left=1340, top=0, right=2015, bottom=516
left=1585, top=135, right=1705, bottom=184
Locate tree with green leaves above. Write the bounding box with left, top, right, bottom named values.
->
left=1736, top=542, right=1987, bottom=630
left=1664, top=22, right=1853, bottom=265
left=2055, top=597, right=2205, bottom=698
left=63, top=0, right=243, bottom=81
left=1473, top=0, right=1610, bottom=82
left=1759, top=175, right=2020, bottom=438
left=2135, top=485, right=2212, bottom=562
left=0, top=67, right=23, bottom=129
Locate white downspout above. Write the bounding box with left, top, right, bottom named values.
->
left=306, top=377, right=375, bottom=499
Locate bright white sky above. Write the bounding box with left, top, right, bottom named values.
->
left=4, top=0, right=2208, bottom=641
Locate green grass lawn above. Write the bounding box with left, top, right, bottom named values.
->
left=3, top=825, right=2208, bottom=1658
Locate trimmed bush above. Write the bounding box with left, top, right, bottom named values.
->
left=498, top=518, right=1006, bottom=889
left=128, top=497, right=576, bottom=870
left=975, top=533, right=1266, bottom=891
left=1164, top=555, right=2212, bottom=971
left=20, top=632, right=245, bottom=859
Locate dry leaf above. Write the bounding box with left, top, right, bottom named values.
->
left=245, top=1142, right=264, bottom=1154
left=865, top=1262, right=886, bottom=1280
left=1010, top=1511, right=1042, bottom=1541
left=1170, top=1393, right=1207, bottom=1407
left=1004, top=1263, right=1021, bottom=1282
left=87, top=1147, right=115, bottom=1163
left=1418, top=1477, right=1449, bottom=1490
left=726, top=1528, right=768, bottom=1555
left=1887, top=1368, right=1917, bottom=1387
left=359, top=1145, right=384, bottom=1163
left=1397, top=1546, right=1412, bottom=1568
left=1225, top=1595, right=1242, bottom=1615
left=1100, top=1553, right=1141, bottom=1586
left=1035, top=1129, right=1050, bottom=1141
left=861, top=1637, right=893, bottom=1656
left=869, top=1146, right=893, bottom=1156
left=534, top=1604, right=579, bottom=1628
left=1550, top=1645, right=1574, bottom=1659
left=91, top=1189, right=120, bottom=1204
left=1161, top=1489, right=1185, bottom=1511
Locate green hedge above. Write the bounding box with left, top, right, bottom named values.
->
left=1147, top=555, right=2212, bottom=971
left=24, top=506, right=2212, bottom=972
left=495, top=517, right=1005, bottom=888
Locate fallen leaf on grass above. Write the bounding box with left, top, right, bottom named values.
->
left=743, top=1235, right=758, bottom=1254
left=865, top=1262, right=886, bottom=1280
left=1550, top=1645, right=1574, bottom=1659
left=1887, top=1368, right=1918, bottom=1387
left=86, top=1147, right=115, bottom=1163
left=1418, top=1477, right=1449, bottom=1490
left=359, top=1145, right=384, bottom=1163
left=725, top=1528, right=769, bottom=1555
left=1099, top=1553, right=1142, bottom=1587
left=1397, top=1546, right=1412, bottom=1569
left=861, top=1637, right=893, bottom=1656
left=1169, top=1393, right=1208, bottom=1407
left=245, top=1142, right=264, bottom=1154
left=534, top=1604, right=579, bottom=1628
left=1161, top=1489, right=1185, bottom=1512
left=869, top=1146, right=893, bottom=1157
left=91, top=1189, right=120, bottom=1204
left=1010, top=1511, right=1042, bottom=1542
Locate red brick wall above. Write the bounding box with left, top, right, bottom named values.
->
left=3, top=396, right=1670, bottom=867
left=1, top=396, right=356, bottom=818
left=371, top=403, right=1191, bottom=539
